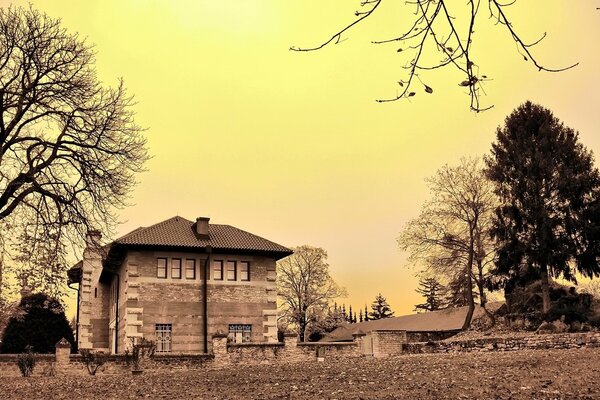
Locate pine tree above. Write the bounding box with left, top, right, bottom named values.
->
left=487, top=101, right=600, bottom=313
left=341, top=304, right=347, bottom=322
left=359, top=309, right=363, bottom=322
left=414, top=277, right=445, bottom=312
left=348, top=305, right=354, bottom=323
left=364, top=304, right=369, bottom=321
left=368, top=293, right=394, bottom=320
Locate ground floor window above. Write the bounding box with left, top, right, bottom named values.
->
left=228, top=324, right=252, bottom=343
left=155, top=324, right=172, bottom=353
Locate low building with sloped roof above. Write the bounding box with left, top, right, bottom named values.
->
left=321, top=305, right=499, bottom=344
left=68, top=216, right=292, bottom=354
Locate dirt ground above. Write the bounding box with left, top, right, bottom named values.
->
left=2, top=348, right=600, bottom=400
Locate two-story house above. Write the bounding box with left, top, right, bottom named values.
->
left=67, top=216, right=292, bottom=354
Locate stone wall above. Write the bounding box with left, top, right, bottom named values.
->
left=371, top=330, right=407, bottom=358
left=212, top=335, right=361, bottom=366
left=404, top=332, right=600, bottom=354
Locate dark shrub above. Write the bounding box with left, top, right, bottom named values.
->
left=80, top=349, right=107, bottom=375
left=16, top=346, right=37, bottom=377
left=1, top=293, right=75, bottom=353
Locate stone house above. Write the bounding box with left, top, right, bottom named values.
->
left=67, top=216, right=292, bottom=354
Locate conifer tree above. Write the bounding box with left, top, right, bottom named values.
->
left=364, top=304, right=369, bottom=321
left=348, top=305, right=354, bottom=323
left=414, top=277, right=445, bottom=312
left=359, top=309, right=363, bottom=322
left=368, top=293, right=394, bottom=320
left=487, top=101, right=600, bottom=313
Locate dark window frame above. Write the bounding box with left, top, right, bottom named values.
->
left=185, top=258, right=196, bottom=280
left=226, top=260, right=237, bottom=281
left=171, top=258, right=182, bottom=279
left=213, top=260, right=224, bottom=281
left=157, top=258, right=168, bottom=279
left=239, top=261, right=250, bottom=281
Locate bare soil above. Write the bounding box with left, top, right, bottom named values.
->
left=2, top=348, right=600, bottom=399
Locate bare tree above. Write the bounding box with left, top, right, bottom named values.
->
left=291, top=0, right=578, bottom=111
left=277, top=245, right=346, bottom=342
left=0, top=6, right=148, bottom=297
left=398, top=157, right=496, bottom=329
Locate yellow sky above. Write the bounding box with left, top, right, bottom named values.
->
left=3, top=0, right=600, bottom=317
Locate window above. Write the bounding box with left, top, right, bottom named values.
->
left=228, top=324, right=252, bottom=343
left=240, top=261, right=250, bottom=281
left=157, top=258, right=167, bottom=279
left=213, top=260, right=223, bottom=280
left=185, top=259, right=196, bottom=280
left=171, top=258, right=182, bottom=279
left=155, top=324, right=172, bottom=353
left=226, top=261, right=237, bottom=281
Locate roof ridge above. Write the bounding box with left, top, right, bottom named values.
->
left=115, top=216, right=193, bottom=242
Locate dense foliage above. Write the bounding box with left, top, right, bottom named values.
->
left=487, top=101, right=600, bottom=312
left=1, top=293, right=74, bottom=354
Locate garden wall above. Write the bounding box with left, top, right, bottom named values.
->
left=404, top=332, right=600, bottom=354
left=3, top=332, right=600, bottom=376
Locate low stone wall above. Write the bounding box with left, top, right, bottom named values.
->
left=404, top=332, right=600, bottom=354
left=212, top=336, right=360, bottom=366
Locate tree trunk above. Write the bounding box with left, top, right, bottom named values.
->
left=298, top=315, right=306, bottom=342
left=461, top=229, right=476, bottom=331
left=540, top=264, right=551, bottom=314
left=477, top=259, right=486, bottom=307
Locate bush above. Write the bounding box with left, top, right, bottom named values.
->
left=80, top=349, right=107, bottom=375
left=544, top=304, right=590, bottom=324
left=17, top=347, right=37, bottom=377
left=1, top=293, right=74, bottom=354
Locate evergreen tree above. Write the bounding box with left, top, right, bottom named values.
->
left=368, top=293, right=394, bottom=320
left=1, top=293, right=75, bottom=353
left=414, top=277, right=445, bottom=312
left=348, top=305, right=354, bottom=323
left=342, top=304, right=347, bottom=322
left=359, top=309, right=363, bottom=322
left=445, top=273, right=475, bottom=308
left=364, top=304, right=369, bottom=321
left=487, top=101, right=600, bottom=313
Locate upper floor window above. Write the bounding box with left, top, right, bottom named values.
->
left=240, top=261, right=250, bottom=281
left=213, top=260, right=224, bottom=280
left=185, top=259, right=196, bottom=280
left=171, top=258, right=182, bottom=279
left=226, top=261, right=237, bottom=281
left=157, top=258, right=167, bottom=279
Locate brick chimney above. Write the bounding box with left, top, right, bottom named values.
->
left=79, top=229, right=103, bottom=350
left=195, top=217, right=210, bottom=239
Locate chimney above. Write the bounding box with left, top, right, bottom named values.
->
left=85, top=229, right=102, bottom=249
left=195, top=217, right=210, bottom=239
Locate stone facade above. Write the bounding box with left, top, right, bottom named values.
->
left=78, top=243, right=279, bottom=354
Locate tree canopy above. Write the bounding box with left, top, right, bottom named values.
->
left=486, top=101, right=600, bottom=313
left=0, top=6, right=148, bottom=298
left=1, top=292, right=74, bottom=353
left=277, top=245, right=346, bottom=341
left=399, top=157, right=496, bottom=328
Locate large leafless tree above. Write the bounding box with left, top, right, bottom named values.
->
left=277, top=245, right=346, bottom=342
left=0, top=6, right=148, bottom=299
left=398, top=157, right=497, bottom=329
left=291, top=0, right=578, bottom=111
